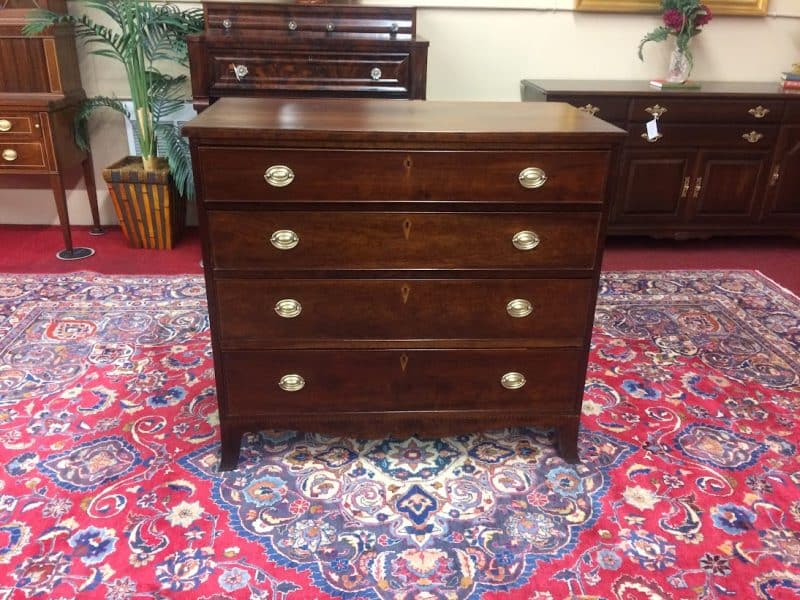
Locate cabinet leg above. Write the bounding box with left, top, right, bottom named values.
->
left=556, top=418, right=581, bottom=464
left=51, top=173, right=94, bottom=261
left=82, top=154, right=105, bottom=236
left=218, top=425, right=243, bottom=471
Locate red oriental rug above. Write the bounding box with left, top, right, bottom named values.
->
left=0, top=270, right=798, bottom=599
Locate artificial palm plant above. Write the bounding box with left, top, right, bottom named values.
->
left=23, top=0, right=204, bottom=200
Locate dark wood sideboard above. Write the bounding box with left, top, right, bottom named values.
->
left=1, top=0, right=103, bottom=259
left=184, top=97, right=624, bottom=470
left=521, top=80, right=800, bottom=239
left=188, top=2, right=429, bottom=112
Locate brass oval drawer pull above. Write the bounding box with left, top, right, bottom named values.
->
left=644, top=104, right=668, bottom=118
left=512, top=230, right=540, bottom=251
left=641, top=132, right=663, bottom=143
left=748, top=105, right=769, bottom=119
left=742, top=130, right=764, bottom=143
left=264, top=164, right=294, bottom=187
left=578, top=103, right=600, bottom=116
left=370, top=67, right=382, bottom=81
left=270, top=229, right=299, bottom=250
left=278, top=373, right=305, bottom=392
left=0, top=119, right=11, bottom=132
left=274, top=298, right=302, bottom=318
left=231, top=63, right=249, bottom=82
left=2, top=149, right=18, bottom=162
left=518, top=167, right=547, bottom=189
left=501, top=372, right=526, bottom=390
left=506, top=299, right=533, bottom=318
left=222, top=18, right=232, bottom=30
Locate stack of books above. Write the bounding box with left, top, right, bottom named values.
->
left=781, top=69, right=800, bottom=91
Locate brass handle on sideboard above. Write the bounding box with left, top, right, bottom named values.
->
left=501, top=372, right=526, bottom=390
left=278, top=374, right=305, bottom=392
left=270, top=229, right=299, bottom=250
left=693, top=177, right=703, bottom=199
left=680, top=176, right=691, bottom=199
left=641, top=132, right=663, bottom=143
left=512, top=230, right=540, bottom=251
left=0, top=119, right=11, bottom=132
left=518, top=167, right=547, bottom=189
left=578, top=103, right=600, bottom=116
left=748, top=105, right=769, bottom=119
left=370, top=67, right=382, bottom=81
left=769, top=165, right=780, bottom=186
left=742, top=130, right=764, bottom=143
left=264, top=164, right=294, bottom=187
left=231, top=63, right=249, bottom=82
left=506, top=299, right=534, bottom=318
left=2, top=149, right=17, bottom=162
left=645, top=104, right=668, bottom=119
left=274, top=298, right=302, bottom=318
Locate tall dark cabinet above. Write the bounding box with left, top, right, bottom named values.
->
left=1, top=0, right=103, bottom=259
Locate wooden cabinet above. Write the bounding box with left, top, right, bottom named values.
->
left=188, top=2, right=428, bottom=111
left=183, top=97, right=624, bottom=470
left=0, top=0, right=103, bottom=259
left=521, top=79, right=800, bottom=238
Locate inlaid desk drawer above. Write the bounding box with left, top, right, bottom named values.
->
left=210, top=51, right=412, bottom=97
left=0, top=142, right=46, bottom=170
left=0, top=113, right=41, bottom=139
left=198, top=148, right=610, bottom=204
left=628, top=124, right=778, bottom=148
left=208, top=210, right=602, bottom=271
left=629, top=98, right=784, bottom=124
left=215, top=277, right=593, bottom=345
left=222, top=348, right=583, bottom=414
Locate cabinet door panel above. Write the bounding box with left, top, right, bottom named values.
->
left=611, top=150, right=693, bottom=226
left=691, top=151, right=769, bottom=222
left=763, top=125, right=800, bottom=223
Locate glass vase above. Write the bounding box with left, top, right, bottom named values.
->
left=666, top=43, right=692, bottom=84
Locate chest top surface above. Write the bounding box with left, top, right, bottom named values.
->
left=183, top=97, right=626, bottom=146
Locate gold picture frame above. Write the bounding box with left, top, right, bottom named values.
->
left=574, top=0, right=768, bottom=16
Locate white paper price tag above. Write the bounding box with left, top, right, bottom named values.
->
left=646, top=118, right=660, bottom=141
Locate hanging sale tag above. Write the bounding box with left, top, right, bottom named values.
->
left=646, top=118, right=660, bottom=141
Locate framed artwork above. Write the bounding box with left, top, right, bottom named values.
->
left=574, top=0, right=768, bottom=16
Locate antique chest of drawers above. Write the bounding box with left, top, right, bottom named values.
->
left=188, top=2, right=429, bottom=111
left=183, top=97, right=624, bottom=470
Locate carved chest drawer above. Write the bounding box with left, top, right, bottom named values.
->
left=183, top=97, right=624, bottom=470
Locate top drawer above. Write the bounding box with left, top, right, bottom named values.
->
left=549, top=95, right=630, bottom=123
left=198, top=148, right=611, bottom=204
left=0, top=113, right=42, bottom=140
left=629, top=98, right=784, bottom=124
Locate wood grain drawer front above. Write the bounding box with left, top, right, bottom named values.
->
left=214, top=278, right=593, bottom=345
left=0, top=142, right=46, bottom=170
left=210, top=52, right=411, bottom=96
left=0, top=113, right=41, bottom=139
left=208, top=211, right=601, bottom=271
left=198, top=148, right=610, bottom=204
left=628, top=124, right=778, bottom=148
left=629, top=98, right=785, bottom=124
left=222, top=348, right=583, bottom=414
left=550, top=95, right=630, bottom=122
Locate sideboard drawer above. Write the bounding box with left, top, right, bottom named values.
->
left=214, top=277, right=593, bottom=346
left=549, top=94, right=630, bottom=122
left=0, top=142, right=46, bottom=170
left=198, top=148, right=610, bottom=204
left=207, top=210, right=602, bottom=271
left=0, top=113, right=41, bottom=139
left=222, top=348, right=584, bottom=414
left=627, top=124, right=778, bottom=148
left=629, top=98, right=785, bottom=124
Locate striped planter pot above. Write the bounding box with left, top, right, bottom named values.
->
left=102, top=156, right=186, bottom=249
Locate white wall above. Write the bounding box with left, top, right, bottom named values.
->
left=2, top=1, right=798, bottom=225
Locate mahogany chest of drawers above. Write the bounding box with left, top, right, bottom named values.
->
left=183, top=97, right=624, bottom=470
left=188, top=2, right=428, bottom=111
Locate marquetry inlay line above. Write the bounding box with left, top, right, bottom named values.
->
left=402, top=218, right=412, bottom=240
left=399, top=353, right=409, bottom=372
left=43, top=39, right=62, bottom=93
left=400, top=283, right=411, bottom=304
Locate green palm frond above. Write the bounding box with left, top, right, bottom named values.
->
left=637, top=26, right=671, bottom=61
left=155, top=123, right=194, bottom=201
left=74, top=96, right=129, bottom=150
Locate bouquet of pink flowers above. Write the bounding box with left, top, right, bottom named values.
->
left=638, top=0, right=713, bottom=68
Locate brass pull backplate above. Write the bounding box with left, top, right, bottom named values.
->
left=506, top=299, right=533, bottom=318
left=270, top=229, right=299, bottom=250
left=0, top=119, right=11, bottom=132
left=742, top=131, right=764, bottom=143
left=518, top=167, right=547, bottom=189
left=645, top=104, right=668, bottom=119
left=641, top=132, right=663, bottom=143
left=680, top=176, right=691, bottom=199
left=578, top=104, right=600, bottom=116
left=264, top=165, right=294, bottom=187
left=748, top=105, right=769, bottom=119
left=2, top=149, right=17, bottom=162
left=501, top=372, right=526, bottom=390
left=512, top=230, right=540, bottom=251
left=278, top=374, right=305, bottom=392
left=693, top=177, right=703, bottom=199
left=274, top=299, right=302, bottom=318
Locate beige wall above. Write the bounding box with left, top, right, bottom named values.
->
left=2, top=1, right=798, bottom=225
